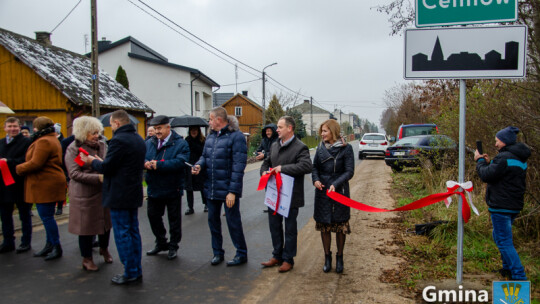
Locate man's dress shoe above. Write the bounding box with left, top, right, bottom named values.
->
left=111, top=274, right=142, bottom=285
left=226, top=256, right=247, bottom=266
left=167, top=249, right=177, bottom=260
left=211, top=255, right=224, bottom=265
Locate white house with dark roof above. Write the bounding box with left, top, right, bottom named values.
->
left=289, top=100, right=331, bottom=136
left=94, top=37, right=219, bottom=118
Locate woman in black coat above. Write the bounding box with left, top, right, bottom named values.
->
left=312, top=119, right=354, bottom=274
left=184, top=126, right=207, bottom=214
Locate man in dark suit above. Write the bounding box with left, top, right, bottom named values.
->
left=260, top=116, right=312, bottom=273
left=144, top=115, right=189, bottom=260
left=82, top=110, right=146, bottom=285
left=0, top=117, right=32, bottom=253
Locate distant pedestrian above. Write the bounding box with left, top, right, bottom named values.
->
left=16, top=117, right=66, bottom=261
left=255, top=123, right=278, bottom=161
left=20, top=126, right=31, bottom=138
left=0, top=117, right=32, bottom=254
left=184, top=126, right=207, bottom=214
left=260, top=116, right=312, bottom=273
left=312, top=119, right=354, bottom=273
left=146, top=126, right=155, bottom=141
left=81, top=110, right=146, bottom=285
left=65, top=116, right=113, bottom=271
left=256, top=123, right=278, bottom=213
left=192, top=107, right=248, bottom=267
left=475, top=126, right=530, bottom=281
left=144, top=115, right=189, bottom=260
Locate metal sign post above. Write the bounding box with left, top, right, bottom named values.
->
left=456, top=79, right=466, bottom=284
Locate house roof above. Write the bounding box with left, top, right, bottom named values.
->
left=0, top=28, right=152, bottom=113
left=213, top=92, right=234, bottom=107
left=94, top=36, right=220, bottom=88
left=290, top=100, right=330, bottom=114
left=222, top=93, right=263, bottom=111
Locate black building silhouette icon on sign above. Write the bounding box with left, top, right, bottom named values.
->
left=412, top=37, right=519, bottom=71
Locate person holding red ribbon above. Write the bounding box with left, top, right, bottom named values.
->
left=312, top=119, right=354, bottom=274
left=475, top=126, right=530, bottom=281
left=65, top=116, right=113, bottom=272
left=260, top=116, right=312, bottom=273
left=0, top=117, right=32, bottom=254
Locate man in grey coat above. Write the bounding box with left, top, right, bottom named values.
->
left=260, top=116, right=312, bottom=273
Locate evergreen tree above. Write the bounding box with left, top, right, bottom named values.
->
left=264, top=95, right=284, bottom=125
left=115, top=65, right=129, bottom=90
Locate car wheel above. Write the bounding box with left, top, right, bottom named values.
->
left=391, top=165, right=403, bottom=173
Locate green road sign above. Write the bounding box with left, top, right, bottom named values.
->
left=416, top=0, right=517, bottom=27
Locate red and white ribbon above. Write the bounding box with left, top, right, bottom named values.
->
left=257, top=169, right=283, bottom=216
left=444, top=181, right=479, bottom=216
left=326, top=180, right=478, bottom=223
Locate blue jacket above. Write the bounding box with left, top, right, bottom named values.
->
left=196, top=123, right=247, bottom=200
left=476, top=142, right=530, bottom=212
left=145, top=130, right=190, bottom=199
left=92, top=124, right=146, bottom=209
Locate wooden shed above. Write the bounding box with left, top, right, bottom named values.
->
left=221, top=92, right=263, bottom=136
left=0, top=28, right=153, bottom=139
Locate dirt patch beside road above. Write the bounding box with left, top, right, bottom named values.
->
left=241, top=159, right=414, bottom=304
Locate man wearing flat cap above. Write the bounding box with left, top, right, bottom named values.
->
left=474, top=126, right=531, bottom=281
left=144, top=115, right=189, bottom=260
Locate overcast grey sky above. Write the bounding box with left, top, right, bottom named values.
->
left=0, top=0, right=405, bottom=130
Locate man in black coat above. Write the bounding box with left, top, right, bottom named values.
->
left=260, top=116, right=312, bottom=273
left=82, top=110, right=146, bottom=285
left=0, top=117, right=32, bottom=253
left=475, top=126, right=530, bottom=281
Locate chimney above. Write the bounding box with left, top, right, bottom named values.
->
left=35, top=32, right=52, bottom=45
left=98, top=37, right=111, bottom=51
left=242, top=90, right=248, bottom=96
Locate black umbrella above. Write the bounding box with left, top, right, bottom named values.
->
left=98, top=112, right=139, bottom=127
left=169, top=115, right=208, bottom=128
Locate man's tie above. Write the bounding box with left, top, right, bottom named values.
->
left=158, top=139, right=164, bottom=149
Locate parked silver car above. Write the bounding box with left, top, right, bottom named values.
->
left=358, top=133, right=388, bottom=159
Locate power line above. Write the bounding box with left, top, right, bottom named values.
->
left=50, top=0, right=83, bottom=33
left=266, top=75, right=310, bottom=99
left=126, top=0, right=260, bottom=79
left=136, top=0, right=261, bottom=74
left=129, top=0, right=324, bottom=106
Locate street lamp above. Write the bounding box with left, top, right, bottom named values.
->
left=262, top=62, right=277, bottom=125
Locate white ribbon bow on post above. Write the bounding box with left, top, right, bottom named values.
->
left=444, top=180, right=479, bottom=216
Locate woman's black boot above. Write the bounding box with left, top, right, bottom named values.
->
left=336, top=254, right=344, bottom=274
left=323, top=251, right=332, bottom=273
left=33, top=242, right=53, bottom=257
left=44, top=244, right=62, bottom=261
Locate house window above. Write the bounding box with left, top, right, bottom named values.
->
left=235, top=106, right=242, bottom=116
left=195, top=92, right=200, bottom=111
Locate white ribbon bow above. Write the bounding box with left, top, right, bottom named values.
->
left=444, top=181, right=479, bottom=216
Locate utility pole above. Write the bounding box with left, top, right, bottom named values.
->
left=91, top=0, right=99, bottom=117
left=310, top=97, right=313, bottom=136
left=261, top=62, right=277, bottom=125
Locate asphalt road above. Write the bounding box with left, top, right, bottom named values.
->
left=0, top=141, right=362, bottom=304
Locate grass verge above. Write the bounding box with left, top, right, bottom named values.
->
left=389, top=167, right=539, bottom=302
